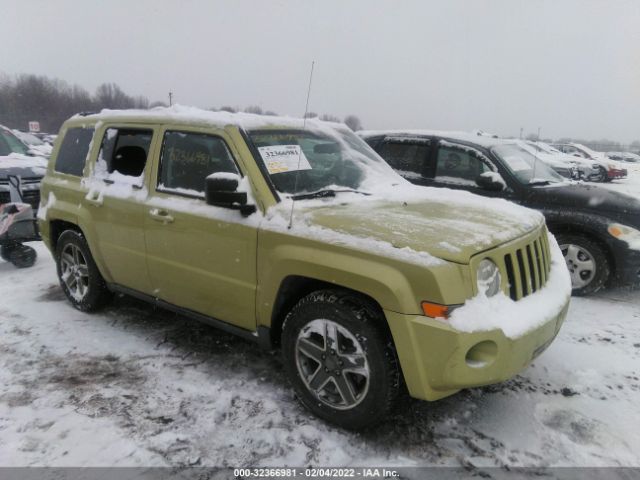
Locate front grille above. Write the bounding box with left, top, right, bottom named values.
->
left=0, top=185, right=41, bottom=210
left=501, top=232, right=551, bottom=300
left=21, top=189, right=41, bottom=211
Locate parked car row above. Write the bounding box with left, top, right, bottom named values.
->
left=552, top=142, right=628, bottom=181
left=359, top=129, right=640, bottom=296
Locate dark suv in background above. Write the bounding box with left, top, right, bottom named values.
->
left=360, top=130, right=640, bottom=296
left=0, top=125, right=46, bottom=210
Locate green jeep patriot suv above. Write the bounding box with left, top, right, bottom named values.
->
left=39, top=107, right=571, bottom=429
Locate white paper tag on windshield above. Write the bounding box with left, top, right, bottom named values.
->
left=258, top=145, right=312, bottom=174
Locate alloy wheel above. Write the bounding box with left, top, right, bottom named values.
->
left=59, top=243, right=90, bottom=301
left=295, top=319, right=370, bottom=410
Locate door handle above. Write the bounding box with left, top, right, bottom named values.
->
left=149, top=208, right=174, bottom=224
left=85, top=194, right=103, bottom=207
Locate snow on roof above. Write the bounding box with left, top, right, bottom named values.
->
left=358, top=129, right=519, bottom=148
left=73, top=105, right=345, bottom=131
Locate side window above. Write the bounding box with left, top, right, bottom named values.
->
left=54, top=127, right=95, bottom=176
left=377, top=139, right=430, bottom=179
left=96, top=128, right=153, bottom=183
left=158, top=131, right=239, bottom=196
left=435, top=142, right=492, bottom=186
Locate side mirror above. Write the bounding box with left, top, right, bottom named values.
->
left=205, top=173, right=256, bottom=216
left=476, top=172, right=505, bottom=191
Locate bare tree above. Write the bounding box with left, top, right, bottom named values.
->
left=320, top=114, right=341, bottom=122
left=220, top=105, right=237, bottom=113
left=344, top=114, right=362, bottom=131
left=244, top=105, right=263, bottom=115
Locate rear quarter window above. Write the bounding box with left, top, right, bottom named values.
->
left=54, top=127, right=95, bottom=176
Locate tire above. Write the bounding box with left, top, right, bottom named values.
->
left=55, top=230, right=112, bottom=311
left=7, top=244, right=37, bottom=268
left=282, top=289, right=400, bottom=430
left=0, top=243, right=17, bottom=262
left=556, top=233, right=610, bottom=296
left=590, top=166, right=608, bottom=182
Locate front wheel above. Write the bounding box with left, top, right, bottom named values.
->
left=55, top=230, right=112, bottom=311
left=589, top=166, right=608, bottom=182
left=556, top=234, right=610, bottom=296
left=282, top=290, right=400, bottom=430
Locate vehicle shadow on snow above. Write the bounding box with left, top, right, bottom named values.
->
left=73, top=291, right=546, bottom=464
left=36, top=283, right=630, bottom=466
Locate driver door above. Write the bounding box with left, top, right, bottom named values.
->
left=144, top=126, right=258, bottom=330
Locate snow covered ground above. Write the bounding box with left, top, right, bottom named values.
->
left=0, top=241, right=638, bottom=468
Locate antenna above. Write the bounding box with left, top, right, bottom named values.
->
left=287, top=60, right=315, bottom=229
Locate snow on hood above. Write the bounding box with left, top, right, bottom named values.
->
left=265, top=184, right=544, bottom=266
left=300, top=196, right=542, bottom=264
left=0, top=153, right=47, bottom=178
left=448, top=232, right=571, bottom=338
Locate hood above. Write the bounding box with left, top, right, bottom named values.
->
left=302, top=198, right=543, bottom=264
left=527, top=182, right=640, bottom=216
left=0, top=154, right=47, bottom=180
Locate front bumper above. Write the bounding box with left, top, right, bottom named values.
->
left=611, top=240, right=640, bottom=285
left=385, top=297, right=569, bottom=401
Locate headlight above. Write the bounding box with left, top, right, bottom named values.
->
left=608, top=223, right=640, bottom=250
left=477, top=259, right=502, bottom=297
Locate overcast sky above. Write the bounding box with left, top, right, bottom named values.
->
left=1, top=0, right=639, bottom=141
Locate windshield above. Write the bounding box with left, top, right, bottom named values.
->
left=248, top=126, right=402, bottom=196
left=0, top=129, right=30, bottom=156
left=492, top=143, right=564, bottom=185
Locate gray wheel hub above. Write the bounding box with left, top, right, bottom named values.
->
left=295, top=319, right=370, bottom=410
left=560, top=243, right=596, bottom=289
left=60, top=243, right=90, bottom=301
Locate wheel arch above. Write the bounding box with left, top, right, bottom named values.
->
left=268, top=275, right=389, bottom=348
left=547, top=221, right=616, bottom=277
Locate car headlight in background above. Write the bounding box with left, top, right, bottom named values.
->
left=477, top=259, right=502, bottom=297
left=608, top=223, right=640, bottom=251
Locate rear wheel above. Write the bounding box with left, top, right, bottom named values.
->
left=557, top=234, right=610, bottom=296
left=282, top=289, right=400, bottom=430
left=55, top=230, right=112, bottom=311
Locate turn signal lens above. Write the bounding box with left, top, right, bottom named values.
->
left=421, top=301, right=450, bottom=319
left=608, top=225, right=623, bottom=238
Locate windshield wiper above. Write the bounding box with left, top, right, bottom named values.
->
left=291, top=188, right=370, bottom=200
left=528, top=180, right=551, bottom=186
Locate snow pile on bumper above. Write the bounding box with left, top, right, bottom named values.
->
left=448, top=232, right=571, bottom=339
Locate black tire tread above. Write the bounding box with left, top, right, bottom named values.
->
left=282, top=289, right=400, bottom=430
left=55, top=230, right=112, bottom=311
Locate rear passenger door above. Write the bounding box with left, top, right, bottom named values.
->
left=83, top=125, right=157, bottom=294
left=374, top=137, right=433, bottom=185
left=143, top=127, right=257, bottom=331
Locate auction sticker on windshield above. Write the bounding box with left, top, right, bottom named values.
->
left=258, top=145, right=312, bottom=174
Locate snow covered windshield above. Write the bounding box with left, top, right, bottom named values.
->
left=248, top=127, right=402, bottom=197
left=492, top=144, right=564, bottom=185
